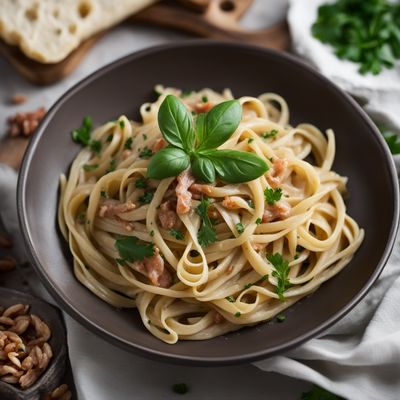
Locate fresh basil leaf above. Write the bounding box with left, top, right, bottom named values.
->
left=158, top=95, right=195, bottom=151
left=147, top=147, right=190, bottom=180
left=195, top=113, right=206, bottom=144
left=204, top=149, right=268, bottom=183
left=197, top=100, right=242, bottom=150
left=191, top=155, right=215, bottom=183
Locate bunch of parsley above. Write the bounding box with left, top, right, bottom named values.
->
left=312, top=0, right=400, bottom=75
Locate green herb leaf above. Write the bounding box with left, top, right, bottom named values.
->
left=172, top=383, right=188, bottom=395
left=100, top=190, right=108, bottom=198
left=90, top=139, right=102, bottom=155
left=197, top=100, right=242, bottom=150
left=255, top=217, right=262, bottom=225
left=135, top=177, right=148, bottom=189
left=139, top=191, right=154, bottom=204
left=311, top=0, right=400, bottom=76
left=83, top=163, right=99, bottom=172
left=196, top=198, right=217, bottom=247
left=147, top=147, right=190, bottom=180
left=262, top=129, right=278, bottom=139
left=139, top=146, right=153, bottom=159
left=191, top=154, right=216, bottom=183
left=195, top=113, right=206, bottom=144
left=115, top=236, right=154, bottom=263
left=158, top=95, right=195, bottom=152
left=276, top=314, right=286, bottom=323
left=119, top=120, right=125, bottom=129
left=236, top=222, right=245, bottom=234
left=203, top=149, right=268, bottom=183
left=201, top=95, right=208, bottom=103
left=378, top=124, right=400, bottom=154
left=264, top=187, right=282, bottom=205
left=234, top=311, right=241, bottom=317
left=170, top=229, right=184, bottom=240
left=301, top=385, right=343, bottom=400
left=225, top=296, right=236, bottom=303
left=267, top=253, right=290, bottom=302
left=244, top=282, right=252, bottom=289
left=124, top=137, right=133, bottom=150
left=72, top=116, right=92, bottom=145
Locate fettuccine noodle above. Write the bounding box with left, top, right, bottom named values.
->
left=59, top=86, right=364, bottom=343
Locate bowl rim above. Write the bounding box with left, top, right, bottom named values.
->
left=17, top=39, right=400, bottom=365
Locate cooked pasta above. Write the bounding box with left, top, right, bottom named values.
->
left=58, top=86, right=364, bottom=343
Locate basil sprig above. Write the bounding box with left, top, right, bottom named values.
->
left=147, top=95, right=268, bottom=183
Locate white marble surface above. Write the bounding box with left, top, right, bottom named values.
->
left=0, top=1, right=313, bottom=399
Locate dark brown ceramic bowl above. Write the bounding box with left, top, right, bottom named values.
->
left=17, top=41, right=399, bottom=365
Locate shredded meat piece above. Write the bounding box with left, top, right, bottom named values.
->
left=227, top=265, right=234, bottom=274
left=262, top=200, right=291, bottom=223
left=152, top=138, right=166, bottom=152
left=222, top=196, right=241, bottom=209
left=98, top=199, right=135, bottom=218
left=143, top=248, right=172, bottom=288
left=213, top=312, right=224, bottom=324
left=189, top=183, right=212, bottom=199
left=267, top=158, right=288, bottom=188
left=194, top=101, right=213, bottom=113
left=176, top=170, right=195, bottom=215
left=158, top=200, right=178, bottom=229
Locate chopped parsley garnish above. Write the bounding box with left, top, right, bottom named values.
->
left=143, top=134, right=148, bottom=141
left=83, top=163, right=99, bottom=172
left=301, top=385, right=343, bottom=400
left=225, top=296, right=236, bottom=303
left=196, top=198, right=217, bottom=247
left=139, top=146, right=153, bottom=159
left=244, top=283, right=253, bottom=290
left=312, top=0, right=400, bottom=76
left=267, top=253, right=291, bottom=302
left=264, top=187, right=282, bottom=205
left=139, top=191, right=154, bottom=204
left=100, top=190, right=108, bottom=198
left=262, top=129, right=278, bottom=139
left=378, top=124, right=400, bottom=155
left=119, top=120, right=125, bottom=129
left=276, top=314, right=286, bottom=323
left=124, top=137, right=133, bottom=150
left=172, top=383, right=188, bottom=395
left=247, top=199, right=255, bottom=209
left=150, top=230, right=155, bottom=237
left=248, top=138, right=254, bottom=144
left=201, top=95, right=208, bottom=103
left=106, top=134, right=113, bottom=142
left=106, top=159, right=116, bottom=173
left=261, top=274, right=268, bottom=281
left=235, top=222, right=245, bottom=235
left=72, top=116, right=92, bottom=145
left=135, top=177, right=148, bottom=189
left=90, top=139, right=102, bottom=155
left=255, top=217, right=262, bottom=225
left=234, top=311, right=241, bottom=317
left=115, top=236, right=154, bottom=263
left=170, top=229, right=184, bottom=240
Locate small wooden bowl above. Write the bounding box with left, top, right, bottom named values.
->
left=0, top=288, right=67, bottom=400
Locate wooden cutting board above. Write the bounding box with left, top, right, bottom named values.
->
left=0, top=0, right=290, bottom=86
